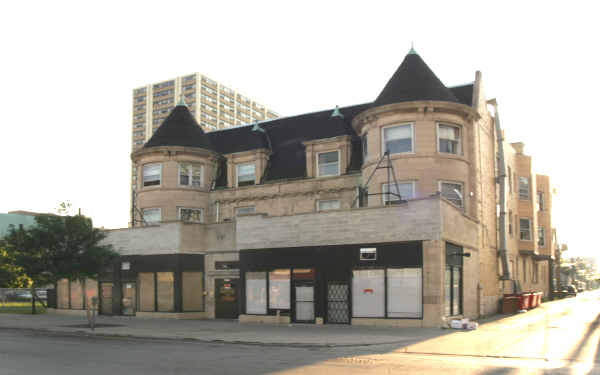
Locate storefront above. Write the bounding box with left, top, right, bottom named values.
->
left=239, top=241, right=423, bottom=324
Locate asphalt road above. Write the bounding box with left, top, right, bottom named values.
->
left=1, top=292, right=599, bottom=374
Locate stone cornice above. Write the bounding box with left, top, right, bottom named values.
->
left=131, top=146, right=220, bottom=162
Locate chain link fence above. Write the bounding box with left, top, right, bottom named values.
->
left=0, top=288, right=50, bottom=304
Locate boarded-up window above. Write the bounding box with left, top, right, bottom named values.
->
left=387, top=268, right=422, bottom=318
left=352, top=269, right=384, bottom=317
left=182, top=272, right=204, bottom=311
left=85, top=278, right=98, bottom=309
left=138, top=273, right=155, bottom=312
left=70, top=280, right=83, bottom=309
left=246, top=272, right=267, bottom=314
left=156, top=272, right=174, bottom=312
left=57, top=279, right=69, bottom=309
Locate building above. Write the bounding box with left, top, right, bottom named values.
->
left=53, top=48, right=557, bottom=327
left=0, top=211, right=38, bottom=238
left=131, top=73, right=280, bottom=215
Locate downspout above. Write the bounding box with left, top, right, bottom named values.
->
left=488, top=99, right=511, bottom=281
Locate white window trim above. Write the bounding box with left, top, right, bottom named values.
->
left=178, top=207, right=204, bottom=223
left=381, top=123, right=414, bottom=156
left=178, top=163, right=204, bottom=188
left=142, top=207, right=161, bottom=225
left=316, top=199, right=341, bottom=211
left=438, top=180, right=464, bottom=208
left=519, top=217, right=532, bottom=241
left=236, top=162, right=256, bottom=187
left=381, top=181, right=415, bottom=205
left=436, top=123, right=462, bottom=155
left=315, top=150, right=341, bottom=178
left=142, top=163, right=162, bottom=187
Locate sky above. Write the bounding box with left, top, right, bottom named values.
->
left=1, top=1, right=598, bottom=260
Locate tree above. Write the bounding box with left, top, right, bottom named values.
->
left=3, top=214, right=119, bottom=314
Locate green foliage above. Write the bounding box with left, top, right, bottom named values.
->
left=2, top=214, right=119, bottom=287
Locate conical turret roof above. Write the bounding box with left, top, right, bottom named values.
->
left=144, top=104, right=214, bottom=151
left=375, top=52, right=459, bottom=106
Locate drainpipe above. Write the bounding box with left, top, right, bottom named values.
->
left=488, top=99, right=511, bottom=281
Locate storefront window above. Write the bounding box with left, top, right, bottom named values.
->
left=57, top=279, right=69, bottom=309
left=138, top=272, right=155, bottom=312
left=269, top=269, right=290, bottom=309
left=70, top=280, right=83, bottom=309
left=387, top=268, right=422, bottom=318
left=182, top=272, right=204, bottom=311
left=246, top=272, right=267, bottom=314
left=156, top=272, right=174, bottom=312
left=352, top=269, right=384, bottom=317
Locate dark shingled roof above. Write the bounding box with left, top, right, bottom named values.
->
left=450, top=84, right=474, bottom=106
left=375, top=53, right=459, bottom=106
left=144, top=105, right=214, bottom=150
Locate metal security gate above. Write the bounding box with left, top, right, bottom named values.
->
left=327, top=282, right=350, bottom=324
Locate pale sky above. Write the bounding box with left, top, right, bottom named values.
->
left=1, top=1, right=598, bottom=260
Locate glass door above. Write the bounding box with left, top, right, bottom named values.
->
left=294, top=284, right=314, bottom=322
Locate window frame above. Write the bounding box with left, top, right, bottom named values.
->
left=382, top=123, right=414, bottom=155
left=439, top=181, right=464, bottom=208
left=538, top=226, right=545, bottom=247
left=381, top=181, right=415, bottom=205
left=142, top=163, right=162, bottom=187
left=178, top=207, right=204, bottom=223
left=537, top=191, right=544, bottom=211
left=178, top=163, right=204, bottom=188
left=236, top=162, right=256, bottom=187
left=518, top=176, right=530, bottom=200
left=316, top=199, right=341, bottom=211
left=142, top=207, right=161, bottom=225
left=519, top=217, right=532, bottom=241
left=316, top=150, right=340, bottom=178
left=437, top=123, right=462, bottom=155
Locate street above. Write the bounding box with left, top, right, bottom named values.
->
left=1, top=292, right=599, bottom=374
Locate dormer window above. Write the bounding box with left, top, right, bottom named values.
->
left=317, top=151, right=340, bottom=177
left=237, top=163, right=256, bottom=187
left=179, top=163, right=203, bottom=187
left=383, top=124, right=413, bottom=154
left=143, top=164, right=161, bottom=187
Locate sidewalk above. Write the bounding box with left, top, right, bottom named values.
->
left=0, top=297, right=572, bottom=350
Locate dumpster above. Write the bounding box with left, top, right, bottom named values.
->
left=518, top=293, right=531, bottom=310
left=527, top=292, right=536, bottom=309
left=502, top=296, right=519, bottom=314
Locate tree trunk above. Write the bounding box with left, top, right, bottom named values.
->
left=30, top=285, right=36, bottom=314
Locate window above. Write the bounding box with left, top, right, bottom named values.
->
left=537, top=192, right=544, bottom=211
left=178, top=207, right=203, bottom=223
left=440, top=181, right=463, bottom=208
left=383, top=124, right=413, bottom=154
left=317, top=151, right=340, bottom=177
left=139, top=272, right=155, bottom=312
left=182, top=272, right=204, bottom=312
left=360, top=248, right=377, bottom=261
left=508, top=167, right=513, bottom=194
left=508, top=211, right=513, bottom=235
left=520, top=218, right=532, bottom=241
left=538, top=226, right=545, bottom=247
left=438, top=124, right=461, bottom=154
left=519, top=177, right=530, bottom=200
left=317, top=199, right=341, bottom=211
left=237, top=163, right=256, bottom=186
left=143, top=164, right=161, bottom=186
left=235, top=206, right=256, bottom=216
left=156, top=272, right=174, bottom=312
left=142, top=208, right=161, bottom=225
left=382, top=182, right=415, bottom=205
left=179, top=163, right=203, bottom=187
left=387, top=268, right=422, bottom=318
left=269, top=269, right=291, bottom=309
left=352, top=269, right=385, bottom=317
left=246, top=272, right=267, bottom=314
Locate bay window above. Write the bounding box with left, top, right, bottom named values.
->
left=179, top=163, right=203, bottom=187
left=143, top=163, right=161, bottom=186
left=440, top=181, right=463, bottom=208
left=438, top=124, right=461, bottom=154
left=382, top=182, right=415, bottom=204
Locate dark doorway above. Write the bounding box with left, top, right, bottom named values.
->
left=327, top=282, right=350, bottom=324
left=99, top=282, right=113, bottom=315
left=215, top=278, right=239, bottom=319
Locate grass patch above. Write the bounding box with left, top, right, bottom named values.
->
left=0, top=301, right=47, bottom=314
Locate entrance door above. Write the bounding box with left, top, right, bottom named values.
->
left=121, top=282, right=136, bottom=316
left=327, top=282, right=350, bottom=324
left=100, top=282, right=113, bottom=315
left=294, top=284, right=315, bottom=322
left=215, top=278, right=239, bottom=319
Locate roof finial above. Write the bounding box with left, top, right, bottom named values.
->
left=408, top=42, right=417, bottom=55
left=331, top=105, right=344, bottom=119
left=177, top=93, right=186, bottom=107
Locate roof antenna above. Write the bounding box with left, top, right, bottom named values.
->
left=408, top=42, right=417, bottom=55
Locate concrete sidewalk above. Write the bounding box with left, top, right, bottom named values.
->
left=0, top=297, right=572, bottom=350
